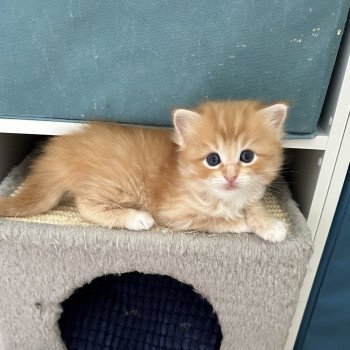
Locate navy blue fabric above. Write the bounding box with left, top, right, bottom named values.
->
left=0, top=0, right=349, bottom=137
left=58, top=272, right=222, bottom=350
left=295, top=167, right=350, bottom=350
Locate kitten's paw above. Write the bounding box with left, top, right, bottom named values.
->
left=256, top=220, right=288, bottom=243
left=125, top=211, right=155, bottom=231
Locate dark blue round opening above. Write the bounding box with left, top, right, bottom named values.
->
left=58, top=272, right=222, bottom=350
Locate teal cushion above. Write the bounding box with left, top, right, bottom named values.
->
left=0, top=0, right=348, bottom=137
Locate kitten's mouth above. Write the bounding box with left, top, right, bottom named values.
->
left=224, top=182, right=237, bottom=191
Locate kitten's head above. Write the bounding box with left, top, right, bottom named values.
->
left=172, top=100, right=287, bottom=203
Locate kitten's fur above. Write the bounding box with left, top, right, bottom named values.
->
left=0, top=100, right=288, bottom=242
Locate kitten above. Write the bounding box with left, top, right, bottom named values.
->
left=0, top=100, right=288, bottom=242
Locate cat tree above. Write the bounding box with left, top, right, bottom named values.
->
left=0, top=158, right=311, bottom=349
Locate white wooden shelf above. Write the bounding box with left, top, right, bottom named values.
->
left=0, top=118, right=84, bottom=136
left=0, top=118, right=329, bottom=150
left=282, top=127, right=328, bottom=150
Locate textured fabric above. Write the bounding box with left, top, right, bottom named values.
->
left=59, top=273, right=222, bottom=350
left=295, top=167, right=350, bottom=350
left=0, top=0, right=348, bottom=137
left=0, top=158, right=312, bottom=350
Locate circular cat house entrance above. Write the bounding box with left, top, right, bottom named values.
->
left=58, top=272, right=222, bottom=349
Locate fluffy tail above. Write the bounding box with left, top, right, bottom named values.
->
left=0, top=168, right=65, bottom=217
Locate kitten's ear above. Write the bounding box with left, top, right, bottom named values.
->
left=258, top=103, right=288, bottom=136
left=172, top=109, right=201, bottom=147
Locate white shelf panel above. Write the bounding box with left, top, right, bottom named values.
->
left=282, top=127, right=328, bottom=150
left=0, top=118, right=85, bottom=136
left=0, top=118, right=328, bottom=150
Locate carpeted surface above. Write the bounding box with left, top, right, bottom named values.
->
left=0, top=155, right=312, bottom=350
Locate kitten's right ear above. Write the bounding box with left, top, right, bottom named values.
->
left=258, top=103, right=288, bottom=137
left=172, top=109, right=201, bottom=148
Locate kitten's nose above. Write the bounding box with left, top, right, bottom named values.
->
left=224, top=175, right=237, bottom=183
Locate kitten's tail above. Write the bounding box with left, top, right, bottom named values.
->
left=0, top=167, right=65, bottom=217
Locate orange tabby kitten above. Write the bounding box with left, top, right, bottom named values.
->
left=0, top=100, right=288, bottom=242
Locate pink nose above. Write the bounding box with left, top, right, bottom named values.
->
left=224, top=175, right=237, bottom=183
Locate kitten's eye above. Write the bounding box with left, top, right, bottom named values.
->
left=206, top=153, right=221, bottom=167
left=240, top=150, right=255, bottom=163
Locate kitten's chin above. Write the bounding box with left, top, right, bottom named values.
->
left=212, top=186, right=242, bottom=200
left=212, top=183, right=265, bottom=204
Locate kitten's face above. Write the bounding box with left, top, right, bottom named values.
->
left=173, top=101, right=286, bottom=202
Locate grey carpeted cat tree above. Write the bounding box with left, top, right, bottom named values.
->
left=0, top=156, right=312, bottom=350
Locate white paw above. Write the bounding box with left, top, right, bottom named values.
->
left=125, top=211, right=155, bottom=231
left=258, top=220, right=288, bottom=243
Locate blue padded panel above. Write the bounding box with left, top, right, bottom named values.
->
left=295, top=167, right=350, bottom=350
left=0, top=0, right=348, bottom=137
left=58, top=272, right=222, bottom=350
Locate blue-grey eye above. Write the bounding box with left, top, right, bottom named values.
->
left=206, top=153, right=221, bottom=167
left=240, top=150, right=254, bottom=163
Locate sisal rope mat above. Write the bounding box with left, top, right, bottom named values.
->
left=7, top=186, right=290, bottom=233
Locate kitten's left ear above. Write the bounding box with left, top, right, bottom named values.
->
left=258, top=103, right=288, bottom=136
left=173, top=109, right=202, bottom=148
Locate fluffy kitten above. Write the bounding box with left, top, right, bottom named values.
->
left=0, top=100, right=288, bottom=242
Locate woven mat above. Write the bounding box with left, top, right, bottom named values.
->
left=7, top=187, right=289, bottom=232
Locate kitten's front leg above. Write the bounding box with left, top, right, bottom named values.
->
left=76, top=197, right=155, bottom=230
left=245, top=200, right=287, bottom=242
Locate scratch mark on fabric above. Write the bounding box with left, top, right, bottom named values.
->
left=92, top=44, right=98, bottom=69
left=42, top=48, right=63, bottom=92
left=32, top=36, right=64, bottom=95
left=69, top=0, right=73, bottom=18
left=93, top=47, right=98, bottom=59
left=312, top=28, right=320, bottom=37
